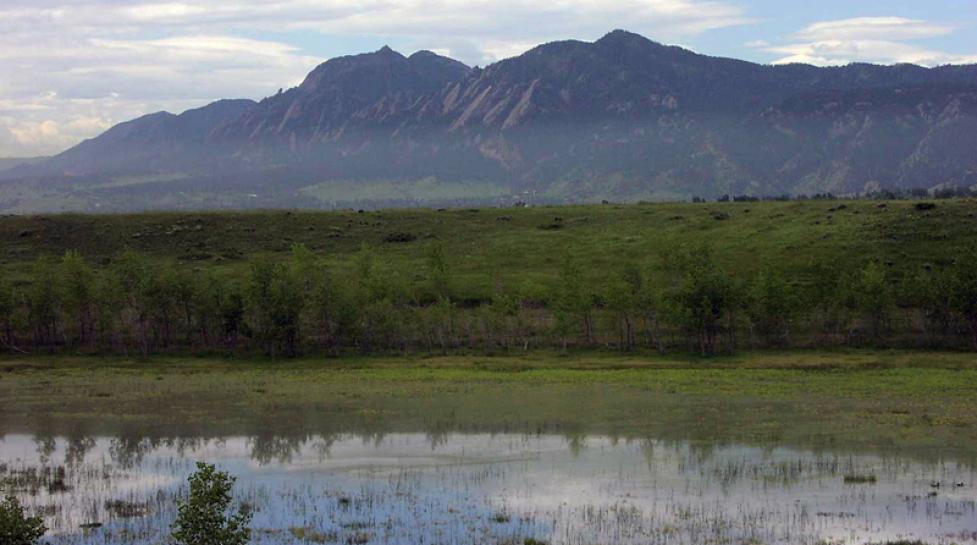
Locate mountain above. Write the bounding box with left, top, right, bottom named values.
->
left=31, top=98, right=257, bottom=177
left=3, top=30, right=977, bottom=212
left=0, top=156, right=46, bottom=174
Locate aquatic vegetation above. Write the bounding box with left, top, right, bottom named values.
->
left=171, top=462, right=252, bottom=545
left=289, top=526, right=337, bottom=543
left=0, top=495, right=47, bottom=545
left=0, top=433, right=974, bottom=545
left=842, top=474, right=878, bottom=484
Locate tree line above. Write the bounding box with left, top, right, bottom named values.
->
left=692, top=186, right=977, bottom=204
left=1, top=244, right=976, bottom=357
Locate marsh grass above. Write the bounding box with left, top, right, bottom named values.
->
left=842, top=474, right=878, bottom=484
left=3, top=350, right=977, bottom=458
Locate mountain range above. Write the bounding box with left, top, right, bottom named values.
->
left=3, top=29, right=976, bottom=212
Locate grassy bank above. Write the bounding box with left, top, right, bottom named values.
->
left=2, top=350, right=976, bottom=461
left=2, top=199, right=975, bottom=291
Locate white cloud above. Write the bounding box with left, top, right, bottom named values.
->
left=758, top=17, right=977, bottom=66
left=0, top=0, right=753, bottom=157
left=795, top=17, right=953, bottom=41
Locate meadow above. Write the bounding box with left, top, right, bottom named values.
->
left=2, top=198, right=973, bottom=290
left=0, top=198, right=976, bottom=356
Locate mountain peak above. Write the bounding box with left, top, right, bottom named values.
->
left=409, top=50, right=440, bottom=60
left=597, top=29, right=651, bottom=45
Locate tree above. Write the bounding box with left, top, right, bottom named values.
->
left=605, top=262, right=646, bottom=351
left=288, top=244, right=339, bottom=351
left=171, top=463, right=251, bottom=545
left=0, top=495, right=47, bottom=545
left=111, top=249, right=153, bottom=354
left=425, top=242, right=452, bottom=301
left=904, top=266, right=956, bottom=347
left=945, top=248, right=977, bottom=348
left=346, top=245, right=409, bottom=353
left=0, top=274, right=18, bottom=352
left=485, top=286, right=523, bottom=351
left=804, top=260, right=852, bottom=346
left=421, top=243, right=456, bottom=351
left=665, top=247, right=739, bottom=356
left=27, top=256, right=61, bottom=348
left=168, top=266, right=198, bottom=348
left=552, top=252, right=594, bottom=349
left=850, top=261, right=894, bottom=345
left=60, top=250, right=96, bottom=348
left=142, top=264, right=184, bottom=350
left=247, top=255, right=304, bottom=357
left=193, top=271, right=245, bottom=351
left=746, top=268, right=796, bottom=347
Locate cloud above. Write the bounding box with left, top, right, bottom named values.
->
left=795, top=17, right=953, bottom=41
left=757, top=17, right=977, bottom=66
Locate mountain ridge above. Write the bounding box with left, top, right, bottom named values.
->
left=4, top=29, right=977, bottom=212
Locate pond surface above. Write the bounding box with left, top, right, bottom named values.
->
left=2, top=432, right=975, bottom=545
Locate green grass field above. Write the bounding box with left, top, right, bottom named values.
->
left=3, top=350, right=976, bottom=460
left=2, top=199, right=974, bottom=300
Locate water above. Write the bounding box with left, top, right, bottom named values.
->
left=2, top=432, right=975, bottom=545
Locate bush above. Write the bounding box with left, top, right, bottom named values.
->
left=0, top=495, right=47, bottom=545
left=171, top=463, right=251, bottom=545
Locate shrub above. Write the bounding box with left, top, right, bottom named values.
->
left=171, top=463, right=251, bottom=545
left=0, top=495, right=47, bottom=545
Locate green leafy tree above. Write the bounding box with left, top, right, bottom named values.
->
left=111, top=249, right=154, bottom=354
left=169, top=266, right=198, bottom=348
left=171, top=463, right=251, bottom=545
left=552, top=253, right=594, bottom=349
left=194, top=272, right=245, bottom=351
left=27, top=256, right=61, bottom=348
left=347, top=245, right=409, bottom=352
left=850, top=261, right=894, bottom=345
left=142, top=264, right=183, bottom=349
left=0, top=495, right=47, bottom=545
left=425, top=242, right=452, bottom=301
left=0, top=274, right=18, bottom=352
left=60, top=250, right=96, bottom=347
left=421, top=242, right=456, bottom=351
left=805, top=260, right=850, bottom=345
left=248, top=255, right=304, bottom=357
left=606, top=262, right=646, bottom=351
left=945, top=248, right=977, bottom=348
left=288, top=244, right=336, bottom=351
left=665, top=247, right=739, bottom=356
left=904, top=266, right=956, bottom=347
left=425, top=295, right=455, bottom=353
left=746, top=267, right=796, bottom=347
left=485, top=287, right=523, bottom=351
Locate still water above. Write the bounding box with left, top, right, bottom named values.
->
left=1, top=432, right=975, bottom=545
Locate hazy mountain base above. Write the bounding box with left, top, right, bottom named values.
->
left=0, top=174, right=522, bottom=213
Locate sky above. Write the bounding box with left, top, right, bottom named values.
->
left=1, top=0, right=976, bottom=158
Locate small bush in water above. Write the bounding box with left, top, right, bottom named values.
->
left=171, top=462, right=252, bottom=545
left=0, top=495, right=47, bottom=545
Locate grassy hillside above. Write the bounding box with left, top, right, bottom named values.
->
left=1, top=199, right=973, bottom=299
